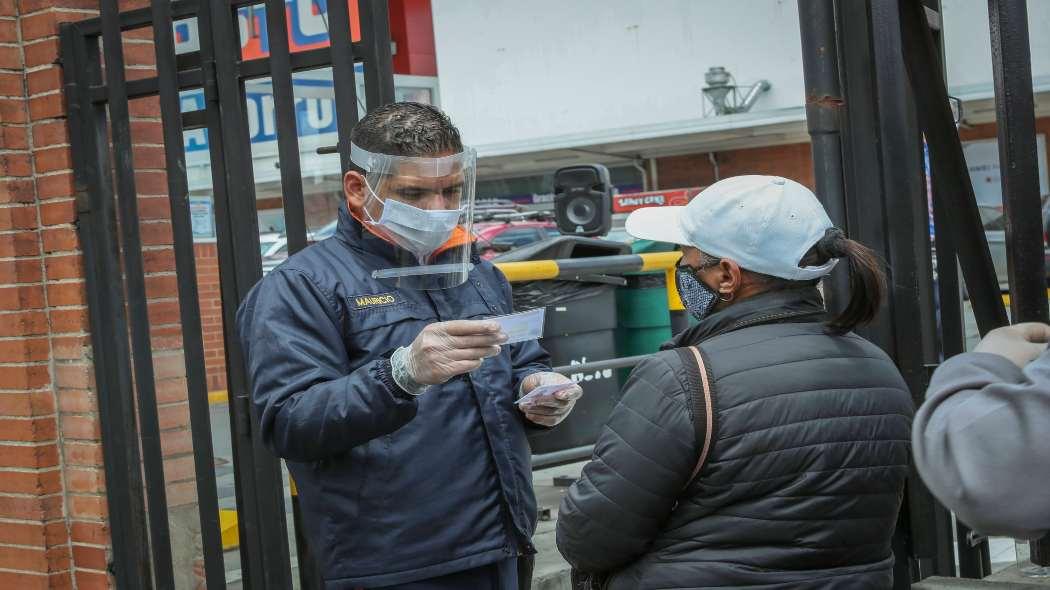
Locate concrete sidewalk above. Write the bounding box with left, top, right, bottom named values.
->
left=530, top=462, right=585, bottom=590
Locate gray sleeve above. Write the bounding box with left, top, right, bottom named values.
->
left=913, top=349, right=1050, bottom=539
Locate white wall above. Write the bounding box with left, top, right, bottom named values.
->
left=942, top=0, right=1050, bottom=91
left=432, top=0, right=1050, bottom=148
left=432, top=0, right=805, bottom=146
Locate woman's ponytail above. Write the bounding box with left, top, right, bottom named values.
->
left=807, top=228, right=887, bottom=333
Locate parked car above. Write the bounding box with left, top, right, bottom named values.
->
left=980, top=201, right=1050, bottom=291
left=475, top=220, right=559, bottom=259
left=261, top=220, right=338, bottom=274
left=259, top=232, right=283, bottom=257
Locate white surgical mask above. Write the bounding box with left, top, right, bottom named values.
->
left=363, top=182, right=464, bottom=257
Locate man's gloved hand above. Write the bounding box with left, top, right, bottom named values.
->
left=403, top=320, right=507, bottom=386
left=517, top=372, right=583, bottom=427
left=974, top=322, right=1050, bottom=368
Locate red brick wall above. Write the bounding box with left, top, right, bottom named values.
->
left=0, top=1, right=96, bottom=588
left=655, top=141, right=816, bottom=191
left=195, top=243, right=227, bottom=393
left=654, top=116, right=1050, bottom=195
left=0, top=2, right=203, bottom=588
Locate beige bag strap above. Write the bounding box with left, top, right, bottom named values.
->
left=683, top=346, right=714, bottom=487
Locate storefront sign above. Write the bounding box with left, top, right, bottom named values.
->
left=611, top=187, right=701, bottom=213
left=964, top=135, right=1049, bottom=208
left=173, top=0, right=362, bottom=59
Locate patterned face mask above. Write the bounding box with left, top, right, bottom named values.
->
left=675, top=260, right=720, bottom=321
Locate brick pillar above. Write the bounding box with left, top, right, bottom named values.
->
left=0, top=2, right=208, bottom=589
left=0, top=1, right=98, bottom=589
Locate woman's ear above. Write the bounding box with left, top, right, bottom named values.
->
left=344, top=170, right=367, bottom=211
left=718, top=259, right=743, bottom=298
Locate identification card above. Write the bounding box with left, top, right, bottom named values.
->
left=492, top=307, right=546, bottom=345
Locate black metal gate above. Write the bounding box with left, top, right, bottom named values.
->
left=61, top=1, right=393, bottom=587
left=798, top=0, right=1049, bottom=585
left=63, top=0, right=1050, bottom=588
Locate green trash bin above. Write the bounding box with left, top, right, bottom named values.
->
left=629, top=238, right=676, bottom=255
left=613, top=238, right=678, bottom=383
left=615, top=272, right=672, bottom=384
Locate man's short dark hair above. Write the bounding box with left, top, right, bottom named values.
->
left=350, top=102, right=463, bottom=157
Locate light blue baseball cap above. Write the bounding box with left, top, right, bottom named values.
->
left=625, top=175, right=838, bottom=281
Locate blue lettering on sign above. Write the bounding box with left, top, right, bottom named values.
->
left=180, top=79, right=339, bottom=153
left=289, top=0, right=330, bottom=49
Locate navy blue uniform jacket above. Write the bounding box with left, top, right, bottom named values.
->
left=236, top=207, right=550, bottom=587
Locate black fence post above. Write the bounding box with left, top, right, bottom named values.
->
left=197, top=0, right=294, bottom=586
left=925, top=0, right=992, bottom=578
left=63, top=0, right=401, bottom=587
left=60, top=23, right=154, bottom=589
left=149, top=0, right=228, bottom=585
left=263, top=0, right=310, bottom=255
left=798, top=0, right=851, bottom=315
left=898, top=0, right=1009, bottom=335
left=360, top=0, right=396, bottom=108
left=872, top=1, right=956, bottom=580
left=326, top=0, right=364, bottom=171
left=987, top=0, right=1050, bottom=567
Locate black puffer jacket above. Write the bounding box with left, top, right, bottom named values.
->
left=557, top=288, right=914, bottom=589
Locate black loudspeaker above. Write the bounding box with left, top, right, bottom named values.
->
left=553, top=164, right=613, bottom=237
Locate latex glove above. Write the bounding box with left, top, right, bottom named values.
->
left=974, top=322, right=1050, bottom=368
left=404, top=320, right=507, bottom=385
left=517, top=372, right=583, bottom=427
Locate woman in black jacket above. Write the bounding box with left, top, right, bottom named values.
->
left=556, top=176, right=914, bottom=590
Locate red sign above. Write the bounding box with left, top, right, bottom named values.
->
left=612, top=187, right=703, bottom=214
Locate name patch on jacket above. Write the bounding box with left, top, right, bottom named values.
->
left=351, top=293, right=399, bottom=310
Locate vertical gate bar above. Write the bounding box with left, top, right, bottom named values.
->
left=926, top=0, right=992, bottom=576
left=835, top=0, right=897, bottom=355
left=263, top=0, right=309, bottom=254
left=99, top=1, right=177, bottom=585
left=149, top=0, right=228, bottom=585
left=895, top=1, right=1009, bottom=568
left=987, top=0, right=1050, bottom=566
left=898, top=0, right=1008, bottom=336
left=259, top=1, right=314, bottom=583
left=798, top=0, right=851, bottom=316
left=934, top=189, right=992, bottom=578
left=326, top=0, right=363, bottom=171
left=198, top=0, right=294, bottom=586
left=61, top=24, right=153, bottom=589
left=360, top=0, right=395, bottom=108
left=290, top=482, right=323, bottom=590
left=955, top=523, right=991, bottom=579
left=872, top=0, right=956, bottom=580
left=834, top=5, right=916, bottom=584
left=988, top=0, right=1049, bottom=321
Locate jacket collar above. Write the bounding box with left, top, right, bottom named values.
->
left=664, top=286, right=828, bottom=349
left=335, top=202, right=401, bottom=262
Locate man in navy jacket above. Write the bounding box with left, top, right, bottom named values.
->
left=236, top=102, right=582, bottom=589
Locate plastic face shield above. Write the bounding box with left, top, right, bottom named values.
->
left=350, top=142, right=477, bottom=290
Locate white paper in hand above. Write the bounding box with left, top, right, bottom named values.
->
left=515, top=382, right=575, bottom=406
left=492, top=307, right=546, bottom=345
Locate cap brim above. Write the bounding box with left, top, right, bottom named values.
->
left=624, top=206, right=692, bottom=246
